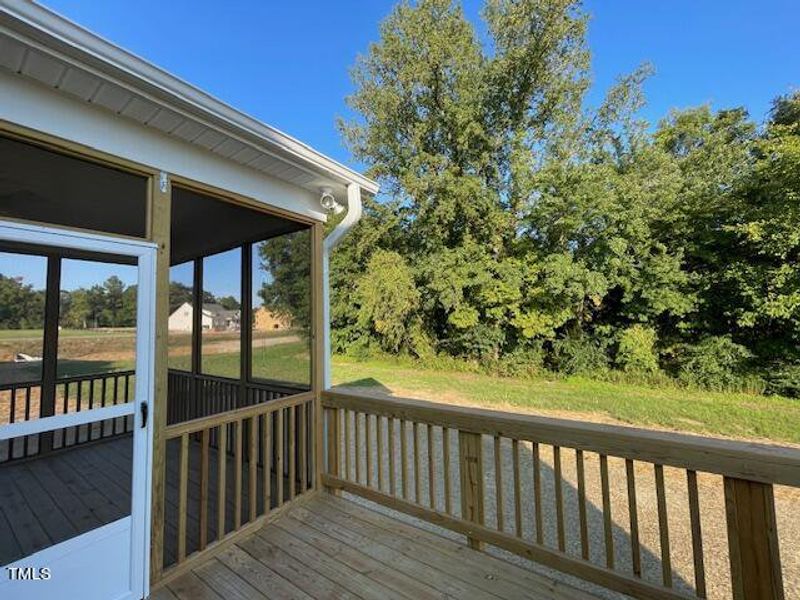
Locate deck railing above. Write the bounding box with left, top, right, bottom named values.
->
left=166, top=369, right=305, bottom=424
left=0, top=369, right=135, bottom=462
left=157, top=389, right=316, bottom=581
left=322, top=390, right=799, bottom=600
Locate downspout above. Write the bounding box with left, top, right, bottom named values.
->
left=322, top=182, right=363, bottom=389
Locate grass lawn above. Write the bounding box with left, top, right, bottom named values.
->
left=332, top=355, right=800, bottom=444
left=0, top=328, right=136, bottom=341
left=169, top=341, right=310, bottom=386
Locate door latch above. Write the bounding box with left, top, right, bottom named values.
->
left=140, top=401, right=148, bottom=428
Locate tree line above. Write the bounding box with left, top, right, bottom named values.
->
left=0, top=276, right=242, bottom=330
left=0, top=274, right=138, bottom=329
left=324, top=0, right=800, bottom=397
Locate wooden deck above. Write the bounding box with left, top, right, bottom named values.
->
left=0, top=433, right=133, bottom=565
left=0, top=433, right=293, bottom=568
left=151, top=494, right=597, bottom=600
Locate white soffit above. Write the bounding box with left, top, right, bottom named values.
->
left=0, top=1, right=378, bottom=199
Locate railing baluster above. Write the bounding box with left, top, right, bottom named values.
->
left=413, top=421, right=421, bottom=503
left=112, top=374, right=119, bottom=435
left=24, top=387, right=31, bottom=456
left=300, top=402, right=307, bottom=494
left=234, top=419, right=243, bottom=529
left=288, top=406, right=296, bottom=501
left=344, top=409, right=352, bottom=480
left=494, top=435, right=504, bottom=531
left=427, top=423, right=436, bottom=509
left=61, top=382, right=69, bottom=448
left=249, top=416, right=258, bottom=521
left=400, top=419, right=409, bottom=500
left=654, top=464, right=672, bottom=587
left=377, top=415, right=385, bottom=492
left=366, top=413, right=373, bottom=487
left=626, top=458, right=641, bottom=577
left=443, top=427, right=452, bottom=515
left=276, top=409, right=284, bottom=506
left=513, top=439, right=522, bottom=538
left=389, top=417, right=397, bottom=494
left=576, top=449, right=589, bottom=560
left=355, top=411, right=362, bottom=484
left=217, top=423, right=227, bottom=539
left=532, top=441, right=543, bottom=545
left=553, top=445, right=564, bottom=549
left=600, top=454, right=614, bottom=569
left=178, top=433, right=189, bottom=563
left=199, top=428, right=210, bottom=550
left=686, top=469, right=706, bottom=598
left=264, top=412, right=273, bottom=510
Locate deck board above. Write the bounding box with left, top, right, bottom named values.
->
left=155, top=494, right=598, bottom=600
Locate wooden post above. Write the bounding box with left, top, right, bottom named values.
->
left=38, top=255, right=61, bottom=455
left=148, top=172, right=171, bottom=584
left=724, top=477, right=784, bottom=600
left=458, top=431, right=485, bottom=550
left=311, top=222, right=325, bottom=490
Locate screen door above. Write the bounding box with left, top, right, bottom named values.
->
left=0, top=221, right=155, bottom=600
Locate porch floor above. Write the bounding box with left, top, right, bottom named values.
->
left=151, top=493, right=597, bottom=600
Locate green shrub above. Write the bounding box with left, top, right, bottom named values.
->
left=551, top=334, right=609, bottom=375
left=490, top=346, right=545, bottom=378
left=676, top=336, right=753, bottom=391
left=616, top=325, right=659, bottom=373
left=764, top=363, right=800, bottom=397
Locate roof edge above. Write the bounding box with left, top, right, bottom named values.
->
left=1, top=0, right=379, bottom=194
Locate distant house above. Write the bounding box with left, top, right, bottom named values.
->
left=168, top=302, right=240, bottom=332
left=254, top=306, right=292, bottom=331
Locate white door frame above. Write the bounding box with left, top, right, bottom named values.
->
left=0, top=220, right=157, bottom=600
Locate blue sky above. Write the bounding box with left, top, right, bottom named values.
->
left=3, top=1, right=798, bottom=295
left=40, top=0, right=799, bottom=167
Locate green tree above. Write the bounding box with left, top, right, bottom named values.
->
left=257, top=229, right=311, bottom=333
left=103, top=276, right=125, bottom=327
left=0, top=274, right=44, bottom=329
left=355, top=250, right=422, bottom=353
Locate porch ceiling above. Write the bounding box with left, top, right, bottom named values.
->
left=170, top=187, right=305, bottom=265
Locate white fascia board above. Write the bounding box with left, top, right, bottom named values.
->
left=0, top=0, right=379, bottom=195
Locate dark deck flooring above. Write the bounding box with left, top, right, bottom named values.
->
left=0, top=434, right=294, bottom=568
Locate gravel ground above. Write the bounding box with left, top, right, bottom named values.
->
left=335, top=408, right=799, bottom=600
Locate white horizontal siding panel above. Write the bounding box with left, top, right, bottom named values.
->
left=21, top=48, right=64, bottom=86
left=193, top=128, right=226, bottom=150
left=171, top=119, right=205, bottom=142
left=148, top=108, right=183, bottom=132
left=0, top=36, right=26, bottom=71
left=93, top=82, right=132, bottom=113
left=213, top=138, right=246, bottom=159
left=288, top=172, right=316, bottom=186
left=121, top=96, right=160, bottom=123
left=59, top=66, right=101, bottom=99
left=0, top=70, right=325, bottom=221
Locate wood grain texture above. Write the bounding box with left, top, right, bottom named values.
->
left=149, top=170, right=171, bottom=584
left=458, top=431, right=485, bottom=550
left=724, top=477, right=785, bottom=600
